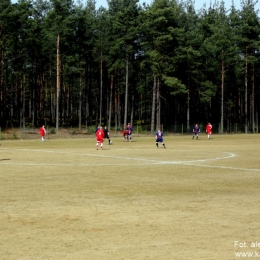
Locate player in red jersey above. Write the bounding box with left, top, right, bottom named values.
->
left=206, top=123, right=212, bottom=139
left=96, top=126, right=105, bottom=149
left=124, top=123, right=133, bottom=142
left=39, top=125, right=46, bottom=142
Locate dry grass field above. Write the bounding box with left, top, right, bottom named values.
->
left=0, top=133, right=260, bottom=260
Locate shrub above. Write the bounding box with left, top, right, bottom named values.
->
left=12, top=131, right=19, bottom=140
left=49, top=128, right=56, bottom=134
left=87, top=125, right=96, bottom=134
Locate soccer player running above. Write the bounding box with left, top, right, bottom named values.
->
left=104, top=126, right=111, bottom=145
left=192, top=124, right=200, bottom=140
left=39, top=125, right=46, bottom=142
left=125, top=123, right=133, bottom=142
left=96, top=126, right=105, bottom=150
left=155, top=129, right=166, bottom=148
left=206, top=122, right=212, bottom=139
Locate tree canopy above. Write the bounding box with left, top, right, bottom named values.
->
left=0, top=0, right=259, bottom=133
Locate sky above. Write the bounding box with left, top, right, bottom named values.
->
left=95, top=0, right=258, bottom=11
left=10, top=0, right=260, bottom=11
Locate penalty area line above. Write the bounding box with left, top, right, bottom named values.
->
left=180, top=162, right=260, bottom=172
left=3, top=147, right=256, bottom=172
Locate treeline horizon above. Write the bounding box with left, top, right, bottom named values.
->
left=0, top=0, right=259, bottom=133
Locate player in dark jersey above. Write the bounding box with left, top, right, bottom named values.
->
left=103, top=126, right=111, bottom=145
left=192, top=124, right=200, bottom=139
left=155, top=129, right=166, bottom=148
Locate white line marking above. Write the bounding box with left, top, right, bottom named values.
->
left=1, top=147, right=258, bottom=172
left=182, top=163, right=260, bottom=172
left=1, top=148, right=235, bottom=164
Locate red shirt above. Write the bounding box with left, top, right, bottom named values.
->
left=206, top=124, right=212, bottom=134
left=96, top=129, right=104, bottom=142
left=39, top=127, right=46, bottom=137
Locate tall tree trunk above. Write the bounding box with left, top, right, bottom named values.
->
left=150, top=75, right=156, bottom=134
left=245, top=48, right=248, bottom=134
left=56, top=32, right=61, bottom=132
left=108, top=75, right=113, bottom=130
left=85, top=99, right=89, bottom=130
left=78, top=73, right=82, bottom=130
left=123, top=56, right=129, bottom=128
left=22, top=75, right=25, bottom=128
left=114, top=74, right=118, bottom=131
left=256, top=110, right=258, bottom=134
left=66, top=85, right=68, bottom=120
left=144, top=71, right=147, bottom=124
left=186, top=51, right=190, bottom=133
left=116, top=72, right=121, bottom=130
left=251, top=62, right=255, bottom=133
left=238, top=86, right=241, bottom=123
left=0, top=54, right=3, bottom=121
left=49, top=59, right=54, bottom=124
left=130, top=93, right=134, bottom=127
left=220, top=51, right=224, bottom=134
left=85, top=84, right=89, bottom=130
left=39, top=72, right=44, bottom=119
left=85, top=64, right=89, bottom=130
left=187, top=87, right=190, bottom=133
left=32, top=84, right=35, bottom=127
left=156, top=77, right=160, bottom=130
left=99, top=41, right=103, bottom=126
left=118, top=90, right=121, bottom=130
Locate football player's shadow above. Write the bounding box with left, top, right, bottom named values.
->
left=0, top=159, right=10, bottom=161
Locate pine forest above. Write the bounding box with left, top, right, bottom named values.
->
left=0, top=0, right=260, bottom=134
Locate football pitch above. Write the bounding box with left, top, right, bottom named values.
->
left=0, top=134, right=260, bottom=259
